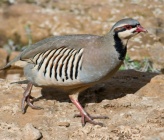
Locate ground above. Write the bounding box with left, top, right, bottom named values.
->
left=0, top=70, right=163, bottom=140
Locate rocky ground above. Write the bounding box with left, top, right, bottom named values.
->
left=0, top=0, right=164, bottom=140
left=0, top=70, right=163, bottom=140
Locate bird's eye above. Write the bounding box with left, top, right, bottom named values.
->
left=125, top=25, right=132, bottom=30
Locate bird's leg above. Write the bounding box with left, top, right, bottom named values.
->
left=21, top=82, right=42, bottom=113
left=69, top=94, right=108, bottom=127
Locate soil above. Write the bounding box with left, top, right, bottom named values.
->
left=0, top=70, right=163, bottom=140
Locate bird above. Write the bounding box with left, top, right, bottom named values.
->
left=0, top=18, right=147, bottom=126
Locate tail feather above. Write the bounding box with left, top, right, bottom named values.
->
left=0, top=53, right=21, bottom=70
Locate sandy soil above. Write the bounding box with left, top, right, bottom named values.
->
left=0, top=70, right=163, bottom=140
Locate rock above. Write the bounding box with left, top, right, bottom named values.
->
left=22, top=123, right=42, bottom=140
left=136, top=74, right=164, bottom=97
left=57, top=122, right=70, bottom=127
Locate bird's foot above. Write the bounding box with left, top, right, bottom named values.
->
left=22, top=95, right=43, bottom=114
left=69, top=94, right=109, bottom=127
left=74, top=113, right=109, bottom=127
left=21, top=83, right=43, bottom=114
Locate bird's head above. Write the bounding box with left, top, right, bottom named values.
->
left=111, top=18, right=147, bottom=40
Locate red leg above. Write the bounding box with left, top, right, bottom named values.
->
left=21, top=83, right=42, bottom=113
left=69, top=95, right=108, bottom=127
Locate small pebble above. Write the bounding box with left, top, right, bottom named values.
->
left=58, top=122, right=70, bottom=127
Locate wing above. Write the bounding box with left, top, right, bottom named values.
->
left=0, top=34, right=99, bottom=70
left=20, top=35, right=97, bottom=60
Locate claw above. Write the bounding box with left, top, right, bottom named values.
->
left=74, top=113, right=108, bottom=127
left=69, top=95, right=108, bottom=127
left=21, top=83, right=43, bottom=113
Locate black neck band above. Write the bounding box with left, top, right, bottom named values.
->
left=113, top=33, right=127, bottom=60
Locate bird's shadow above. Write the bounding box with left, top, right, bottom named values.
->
left=40, top=70, right=158, bottom=106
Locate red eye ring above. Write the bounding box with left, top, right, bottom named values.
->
left=124, top=25, right=132, bottom=30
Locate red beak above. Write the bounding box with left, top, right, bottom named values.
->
left=136, top=25, right=147, bottom=33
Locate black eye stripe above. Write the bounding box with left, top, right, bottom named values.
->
left=114, top=24, right=140, bottom=32
left=131, top=24, right=140, bottom=28
left=131, top=25, right=136, bottom=28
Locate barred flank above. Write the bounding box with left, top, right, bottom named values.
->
left=33, top=47, right=83, bottom=82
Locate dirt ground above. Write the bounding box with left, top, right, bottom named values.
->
left=0, top=70, right=163, bottom=140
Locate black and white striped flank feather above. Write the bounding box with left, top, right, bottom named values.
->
left=31, top=47, right=83, bottom=82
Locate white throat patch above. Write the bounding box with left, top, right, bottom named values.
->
left=118, top=27, right=137, bottom=39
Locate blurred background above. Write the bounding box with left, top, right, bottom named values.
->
left=0, top=0, right=163, bottom=78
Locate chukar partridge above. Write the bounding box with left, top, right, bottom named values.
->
left=1, top=18, right=147, bottom=126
